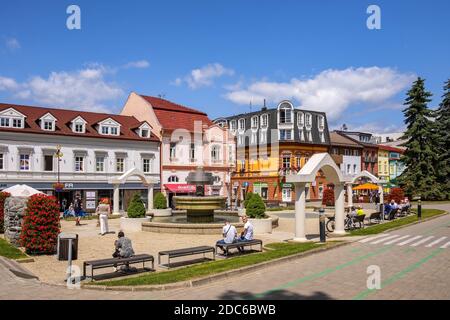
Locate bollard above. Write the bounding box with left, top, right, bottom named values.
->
left=418, top=199, right=422, bottom=219
left=319, top=208, right=326, bottom=243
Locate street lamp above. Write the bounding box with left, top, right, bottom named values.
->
left=54, top=145, right=64, bottom=210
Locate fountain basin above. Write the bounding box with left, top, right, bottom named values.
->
left=173, top=195, right=227, bottom=223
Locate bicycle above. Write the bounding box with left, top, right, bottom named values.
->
left=326, top=214, right=364, bottom=232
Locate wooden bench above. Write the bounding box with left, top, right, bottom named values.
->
left=83, top=254, right=154, bottom=281
left=216, top=239, right=263, bottom=257
left=158, top=246, right=215, bottom=268
left=369, top=211, right=382, bottom=224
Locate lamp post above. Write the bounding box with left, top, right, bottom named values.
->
left=54, top=145, right=63, bottom=210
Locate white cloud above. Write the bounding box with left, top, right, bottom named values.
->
left=346, top=122, right=405, bottom=135
left=1, top=66, right=124, bottom=112
left=225, top=67, right=415, bottom=121
left=123, top=60, right=150, bottom=69
left=5, top=38, right=20, bottom=51
left=0, top=76, right=19, bottom=91
left=176, top=63, right=235, bottom=89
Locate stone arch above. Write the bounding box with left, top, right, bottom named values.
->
left=109, top=167, right=159, bottom=215
left=287, top=153, right=350, bottom=241
left=348, top=170, right=384, bottom=209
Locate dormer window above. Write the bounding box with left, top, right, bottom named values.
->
left=0, top=108, right=26, bottom=129
left=137, top=122, right=151, bottom=138
left=40, top=113, right=57, bottom=131
left=98, top=118, right=121, bottom=136
left=71, top=116, right=87, bottom=134
left=297, top=112, right=304, bottom=127
left=318, top=115, right=325, bottom=131
left=260, top=114, right=268, bottom=128
left=251, top=116, right=258, bottom=129
left=238, top=118, right=245, bottom=131
left=278, top=102, right=293, bottom=124
left=305, top=113, right=312, bottom=128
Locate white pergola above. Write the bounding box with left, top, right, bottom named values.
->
left=108, top=167, right=158, bottom=215
left=286, top=154, right=385, bottom=241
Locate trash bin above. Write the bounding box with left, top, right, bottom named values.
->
left=57, top=233, right=78, bottom=261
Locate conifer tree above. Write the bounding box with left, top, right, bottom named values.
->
left=398, top=77, right=441, bottom=200
left=434, top=79, right=450, bottom=199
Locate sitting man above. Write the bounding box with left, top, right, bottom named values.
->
left=237, top=214, right=254, bottom=253
left=356, top=206, right=365, bottom=216
left=216, top=220, right=237, bottom=254
left=384, top=200, right=392, bottom=217
left=112, top=231, right=135, bottom=272
left=349, top=207, right=357, bottom=217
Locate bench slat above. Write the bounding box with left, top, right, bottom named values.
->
left=159, top=246, right=215, bottom=257
left=85, top=254, right=153, bottom=267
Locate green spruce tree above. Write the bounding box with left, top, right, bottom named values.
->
left=434, top=79, right=450, bottom=199
left=398, top=77, right=441, bottom=200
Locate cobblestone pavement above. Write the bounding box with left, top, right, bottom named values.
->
left=1, top=206, right=449, bottom=300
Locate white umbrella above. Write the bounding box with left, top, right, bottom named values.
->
left=2, top=184, right=44, bottom=197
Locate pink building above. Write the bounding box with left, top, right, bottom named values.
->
left=121, top=93, right=235, bottom=208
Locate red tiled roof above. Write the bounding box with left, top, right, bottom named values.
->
left=377, top=144, right=405, bottom=153
left=139, top=95, right=213, bottom=132
left=0, top=103, right=159, bottom=142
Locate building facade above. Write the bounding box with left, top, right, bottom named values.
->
left=217, top=100, right=330, bottom=206
left=0, top=103, right=160, bottom=212
left=376, top=145, right=405, bottom=189
left=329, top=131, right=362, bottom=176
left=377, top=146, right=390, bottom=190
left=121, top=93, right=235, bottom=207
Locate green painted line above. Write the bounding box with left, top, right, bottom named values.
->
left=403, top=247, right=416, bottom=254
left=251, top=245, right=393, bottom=299
left=353, top=248, right=444, bottom=300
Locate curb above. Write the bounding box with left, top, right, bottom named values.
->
left=82, top=241, right=351, bottom=292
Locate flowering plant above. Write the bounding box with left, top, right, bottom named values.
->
left=0, top=192, right=11, bottom=233
left=52, top=183, right=64, bottom=191
left=20, top=194, right=60, bottom=254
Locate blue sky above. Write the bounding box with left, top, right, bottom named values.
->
left=1, top=0, right=449, bottom=133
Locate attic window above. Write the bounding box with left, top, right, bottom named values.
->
left=98, top=118, right=121, bottom=136
left=71, top=116, right=87, bottom=133
left=0, top=108, right=26, bottom=129
left=74, top=123, right=84, bottom=133
left=43, top=120, right=54, bottom=131
left=141, top=128, right=150, bottom=138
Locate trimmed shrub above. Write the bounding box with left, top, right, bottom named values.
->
left=388, top=187, right=405, bottom=203
left=20, top=194, right=60, bottom=255
left=0, top=192, right=11, bottom=233
left=322, top=188, right=335, bottom=206
left=246, top=193, right=266, bottom=219
left=244, top=192, right=255, bottom=209
left=127, top=193, right=146, bottom=218
left=153, top=192, right=168, bottom=209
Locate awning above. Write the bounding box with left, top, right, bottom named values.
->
left=353, top=183, right=379, bottom=190
left=164, top=184, right=196, bottom=193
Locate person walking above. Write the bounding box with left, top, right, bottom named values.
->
left=73, top=195, right=82, bottom=226
left=96, top=198, right=111, bottom=236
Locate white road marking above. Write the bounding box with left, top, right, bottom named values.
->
left=358, top=233, right=391, bottom=243
left=370, top=235, right=402, bottom=244
left=384, top=235, right=410, bottom=245
left=425, top=236, right=447, bottom=248
left=440, top=241, right=450, bottom=249
left=410, top=236, right=434, bottom=247
left=397, top=235, right=423, bottom=246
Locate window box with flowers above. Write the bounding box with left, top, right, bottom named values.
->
left=52, top=183, right=64, bottom=192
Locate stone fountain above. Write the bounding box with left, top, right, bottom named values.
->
left=173, top=167, right=227, bottom=223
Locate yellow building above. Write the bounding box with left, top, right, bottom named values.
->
left=377, top=147, right=390, bottom=192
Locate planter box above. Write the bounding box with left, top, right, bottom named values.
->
left=148, top=208, right=172, bottom=217
left=119, top=217, right=150, bottom=233
left=248, top=217, right=273, bottom=234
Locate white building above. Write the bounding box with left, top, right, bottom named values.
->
left=121, top=93, right=235, bottom=208
left=0, top=103, right=160, bottom=213
left=329, top=132, right=363, bottom=176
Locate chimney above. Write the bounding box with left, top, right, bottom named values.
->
left=261, top=99, right=268, bottom=111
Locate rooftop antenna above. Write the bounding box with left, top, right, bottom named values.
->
left=262, top=99, right=267, bottom=111
left=249, top=100, right=252, bottom=113
left=158, top=93, right=166, bottom=99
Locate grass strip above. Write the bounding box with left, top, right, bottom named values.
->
left=0, top=237, right=28, bottom=260
left=349, top=209, right=446, bottom=236
left=93, top=242, right=340, bottom=287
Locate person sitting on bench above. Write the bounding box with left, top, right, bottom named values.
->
left=216, top=220, right=237, bottom=254
left=112, top=231, right=135, bottom=272
left=237, top=215, right=254, bottom=253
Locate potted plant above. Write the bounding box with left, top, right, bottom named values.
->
left=119, top=193, right=150, bottom=232
left=52, top=182, right=64, bottom=192
left=246, top=193, right=273, bottom=234
left=150, top=192, right=172, bottom=217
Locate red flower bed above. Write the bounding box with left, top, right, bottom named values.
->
left=322, top=188, right=335, bottom=206
left=0, top=192, right=11, bottom=233
left=20, top=194, right=60, bottom=254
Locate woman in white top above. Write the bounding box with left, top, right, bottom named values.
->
left=96, top=198, right=111, bottom=236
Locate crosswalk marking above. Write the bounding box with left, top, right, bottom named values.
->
left=370, top=235, right=401, bottom=244
left=411, top=236, right=434, bottom=247
left=384, top=235, right=410, bottom=245
left=440, top=241, right=450, bottom=249
left=358, top=233, right=391, bottom=243
left=397, top=235, right=423, bottom=246
left=425, top=236, right=447, bottom=248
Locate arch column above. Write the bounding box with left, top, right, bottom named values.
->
left=334, top=183, right=346, bottom=235
left=293, top=182, right=307, bottom=242
left=378, top=185, right=384, bottom=220
left=113, top=184, right=120, bottom=215
left=147, top=184, right=154, bottom=214
left=346, top=183, right=353, bottom=208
